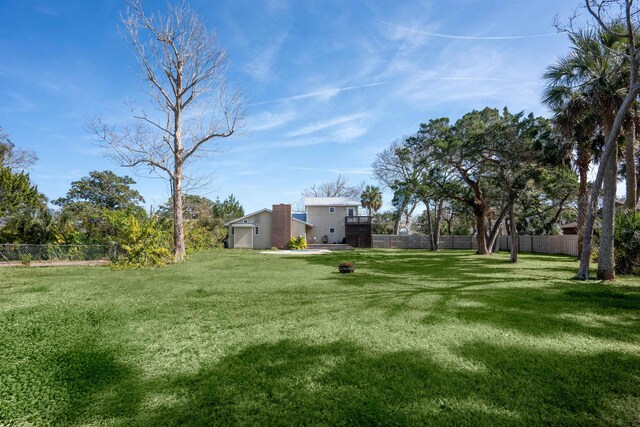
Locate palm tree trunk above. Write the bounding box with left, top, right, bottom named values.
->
left=576, top=144, right=590, bottom=259
left=625, top=123, right=637, bottom=209
left=597, top=136, right=617, bottom=280
left=509, top=203, right=518, bottom=263
left=577, top=84, right=640, bottom=279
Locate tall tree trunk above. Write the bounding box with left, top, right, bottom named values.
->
left=597, top=137, right=617, bottom=280
left=424, top=201, right=435, bottom=250
left=487, top=204, right=509, bottom=254
left=172, top=77, right=186, bottom=262
left=392, top=199, right=408, bottom=234
left=432, top=199, right=444, bottom=251
left=625, top=123, right=637, bottom=209
left=475, top=211, right=489, bottom=254
left=509, top=203, right=518, bottom=263
left=576, top=144, right=590, bottom=259
left=172, top=170, right=186, bottom=261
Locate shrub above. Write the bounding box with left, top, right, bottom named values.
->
left=288, top=236, right=307, bottom=250
left=184, top=221, right=216, bottom=254
left=614, top=210, right=640, bottom=275
left=20, top=254, right=32, bottom=266
left=103, top=210, right=172, bottom=267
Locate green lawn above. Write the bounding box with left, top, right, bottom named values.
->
left=0, top=250, right=639, bottom=426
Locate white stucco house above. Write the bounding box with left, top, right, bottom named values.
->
left=225, top=197, right=361, bottom=249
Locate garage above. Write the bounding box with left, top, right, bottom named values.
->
left=232, top=224, right=254, bottom=249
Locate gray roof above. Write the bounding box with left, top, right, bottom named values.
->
left=224, top=208, right=313, bottom=226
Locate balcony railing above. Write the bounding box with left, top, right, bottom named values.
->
left=345, top=216, right=371, bottom=225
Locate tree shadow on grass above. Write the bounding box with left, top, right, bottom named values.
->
left=297, top=251, right=639, bottom=342
left=300, top=250, right=580, bottom=288
left=49, top=345, right=142, bottom=425
left=136, top=338, right=640, bottom=426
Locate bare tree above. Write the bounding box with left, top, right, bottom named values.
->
left=302, top=174, right=365, bottom=198
left=0, top=127, right=38, bottom=171
left=576, top=0, right=640, bottom=279
left=89, top=0, right=244, bottom=261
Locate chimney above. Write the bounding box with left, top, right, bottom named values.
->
left=271, top=204, right=291, bottom=249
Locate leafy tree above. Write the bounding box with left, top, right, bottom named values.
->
left=426, top=109, right=506, bottom=254
left=158, top=193, right=243, bottom=250
left=371, top=211, right=395, bottom=234
left=54, top=170, right=144, bottom=211
left=214, top=194, right=244, bottom=223
left=360, top=185, right=382, bottom=216
left=0, top=167, right=46, bottom=243
left=412, top=119, right=462, bottom=250
left=53, top=171, right=146, bottom=244
left=613, top=210, right=640, bottom=275
left=373, top=138, right=423, bottom=234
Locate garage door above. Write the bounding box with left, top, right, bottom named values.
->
left=234, top=227, right=253, bottom=248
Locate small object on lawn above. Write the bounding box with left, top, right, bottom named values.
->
left=339, top=261, right=355, bottom=273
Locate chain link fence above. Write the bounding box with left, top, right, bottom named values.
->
left=0, top=244, right=117, bottom=262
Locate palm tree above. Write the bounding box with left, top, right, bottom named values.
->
left=543, top=28, right=627, bottom=280
left=361, top=185, right=382, bottom=217
left=546, top=101, right=602, bottom=258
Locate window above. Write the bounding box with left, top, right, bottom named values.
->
left=255, top=227, right=259, bottom=235
left=231, top=227, right=234, bottom=235
left=348, top=208, right=354, bottom=217
left=243, top=219, right=248, bottom=223
left=329, top=207, right=335, bottom=213
left=329, top=227, right=335, bottom=234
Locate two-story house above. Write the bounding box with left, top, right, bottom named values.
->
left=225, top=197, right=362, bottom=249
left=303, top=197, right=360, bottom=244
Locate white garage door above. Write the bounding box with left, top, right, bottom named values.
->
left=234, top=227, right=253, bottom=248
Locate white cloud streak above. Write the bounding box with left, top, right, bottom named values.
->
left=252, top=81, right=389, bottom=105
left=286, top=113, right=367, bottom=138
left=380, top=21, right=561, bottom=40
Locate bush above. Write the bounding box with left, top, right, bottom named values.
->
left=614, top=210, right=640, bottom=275
left=20, top=254, right=32, bottom=266
left=184, top=221, right=216, bottom=254
left=288, top=236, right=307, bottom=250
left=103, top=210, right=172, bottom=267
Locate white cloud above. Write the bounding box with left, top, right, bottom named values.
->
left=286, top=113, right=367, bottom=138
left=245, top=34, right=287, bottom=82
left=249, top=110, right=297, bottom=131
left=288, top=166, right=371, bottom=175
left=332, top=124, right=368, bottom=141
left=252, top=81, right=389, bottom=105
left=379, top=21, right=561, bottom=40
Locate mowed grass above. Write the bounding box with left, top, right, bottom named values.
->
left=0, top=250, right=639, bottom=426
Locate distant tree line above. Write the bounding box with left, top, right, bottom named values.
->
left=0, top=127, right=243, bottom=266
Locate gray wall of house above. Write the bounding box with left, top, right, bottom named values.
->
left=228, top=211, right=273, bottom=249
left=306, top=205, right=358, bottom=244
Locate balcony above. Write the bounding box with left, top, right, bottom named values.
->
left=345, top=216, right=371, bottom=225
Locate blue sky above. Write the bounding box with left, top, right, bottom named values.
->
left=1, top=0, right=581, bottom=213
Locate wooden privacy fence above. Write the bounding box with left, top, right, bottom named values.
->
left=372, top=234, right=579, bottom=257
